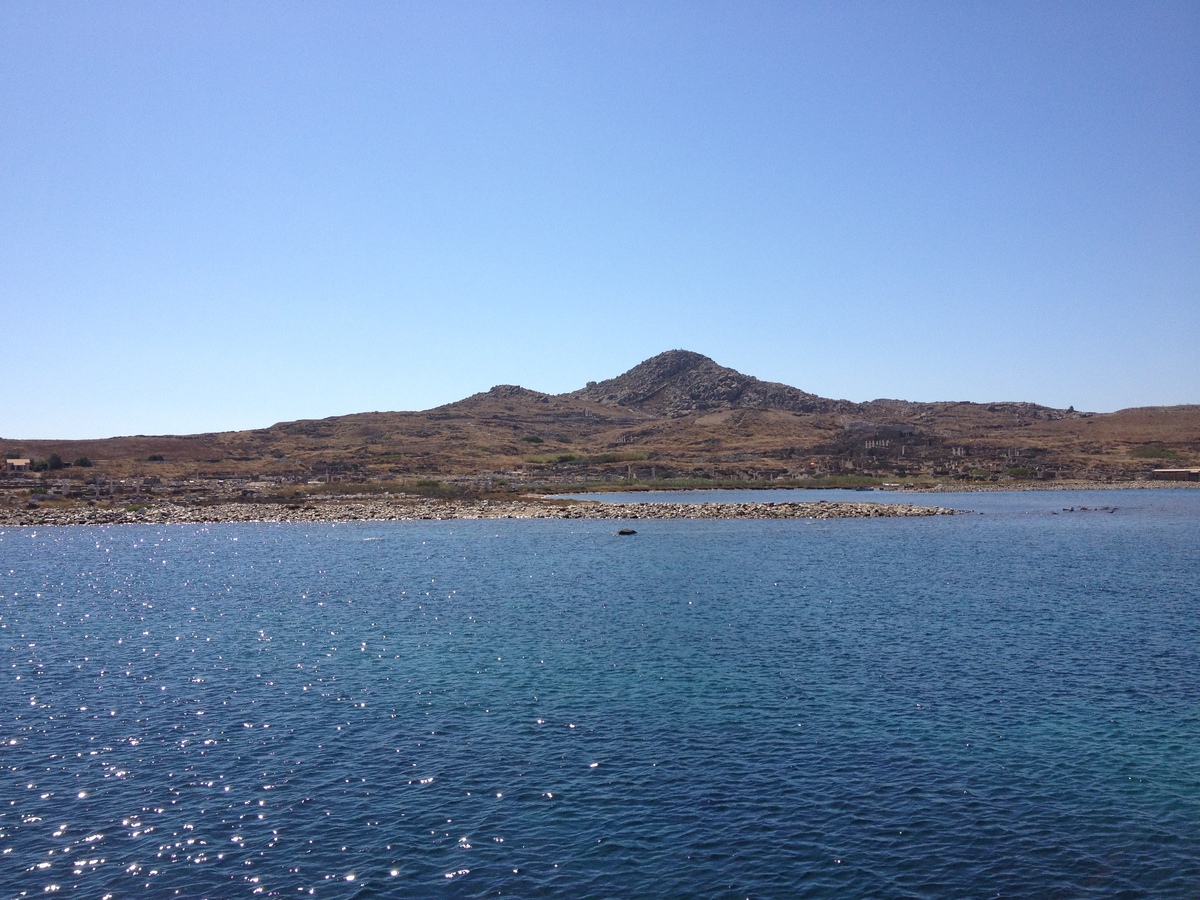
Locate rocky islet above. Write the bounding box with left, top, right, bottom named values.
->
left=1, top=495, right=958, bottom=527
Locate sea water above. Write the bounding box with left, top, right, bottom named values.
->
left=1, top=490, right=1198, bottom=897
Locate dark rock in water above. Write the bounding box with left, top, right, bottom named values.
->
left=617, top=528, right=637, bottom=536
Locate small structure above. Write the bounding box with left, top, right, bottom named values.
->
left=5, top=458, right=30, bottom=472
left=1151, top=468, right=1200, bottom=482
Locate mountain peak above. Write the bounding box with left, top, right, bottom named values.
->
left=568, top=350, right=838, bottom=415
left=641, top=348, right=714, bottom=368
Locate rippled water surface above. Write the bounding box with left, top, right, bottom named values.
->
left=2, top=490, right=1198, bottom=897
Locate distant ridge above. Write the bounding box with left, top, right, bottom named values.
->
left=2, top=349, right=1196, bottom=490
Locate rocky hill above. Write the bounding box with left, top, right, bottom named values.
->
left=569, top=349, right=842, bottom=415
left=2, top=352, right=1198, bottom=505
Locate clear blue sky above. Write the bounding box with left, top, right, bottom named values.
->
left=3, top=1, right=1197, bottom=439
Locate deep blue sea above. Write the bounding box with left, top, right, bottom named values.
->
left=2, top=489, right=1198, bottom=898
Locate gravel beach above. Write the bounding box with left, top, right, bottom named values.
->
left=0, top=496, right=959, bottom=527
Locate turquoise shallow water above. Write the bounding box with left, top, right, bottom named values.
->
left=2, top=490, right=1198, bottom=897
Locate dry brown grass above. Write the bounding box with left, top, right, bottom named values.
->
left=4, top=390, right=1196, bottom=490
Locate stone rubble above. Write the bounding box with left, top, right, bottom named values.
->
left=0, top=496, right=958, bottom=527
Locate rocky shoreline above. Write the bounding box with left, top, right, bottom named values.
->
left=568, top=480, right=1200, bottom=501
left=0, top=496, right=959, bottom=527
left=917, top=480, right=1199, bottom=493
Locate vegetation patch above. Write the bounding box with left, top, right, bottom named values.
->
left=1131, top=444, right=1180, bottom=460
left=524, top=453, right=583, bottom=464
left=405, top=479, right=469, bottom=498
left=523, top=450, right=649, bottom=465
left=535, top=473, right=889, bottom=493
left=587, top=451, right=649, bottom=464
left=29, top=454, right=65, bottom=471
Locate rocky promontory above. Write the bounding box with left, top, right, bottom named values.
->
left=0, top=495, right=958, bottom=527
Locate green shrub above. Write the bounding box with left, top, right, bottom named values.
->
left=521, top=436, right=544, bottom=444
left=584, top=451, right=649, bottom=464
left=523, top=450, right=648, bottom=465
left=74, top=456, right=93, bottom=468
left=524, top=453, right=581, bottom=464
left=1131, top=445, right=1179, bottom=460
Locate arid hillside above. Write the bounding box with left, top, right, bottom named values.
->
left=4, top=351, right=1198, bottom=503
